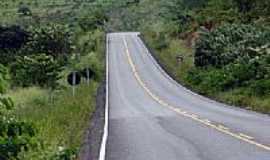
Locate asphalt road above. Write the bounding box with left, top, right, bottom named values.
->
left=105, top=32, right=270, bottom=160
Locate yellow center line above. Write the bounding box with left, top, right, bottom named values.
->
left=122, top=37, right=270, bottom=151
left=239, top=133, right=255, bottom=140
left=217, top=125, right=230, bottom=131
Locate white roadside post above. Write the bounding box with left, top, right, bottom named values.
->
left=67, top=71, right=81, bottom=97
left=86, top=68, right=90, bottom=86
left=72, top=72, right=76, bottom=97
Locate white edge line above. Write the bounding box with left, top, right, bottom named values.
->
left=99, top=34, right=109, bottom=160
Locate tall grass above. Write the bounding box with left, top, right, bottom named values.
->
left=9, top=81, right=98, bottom=150
left=6, top=46, right=105, bottom=158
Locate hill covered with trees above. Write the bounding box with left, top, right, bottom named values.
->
left=100, top=0, right=270, bottom=113
left=0, top=0, right=269, bottom=159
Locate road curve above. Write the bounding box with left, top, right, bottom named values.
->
left=105, top=32, right=270, bottom=160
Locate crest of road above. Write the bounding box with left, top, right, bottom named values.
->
left=104, top=32, right=270, bottom=160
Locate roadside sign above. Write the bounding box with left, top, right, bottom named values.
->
left=80, top=68, right=94, bottom=79
left=81, top=68, right=94, bottom=85
left=67, top=71, right=81, bottom=86
left=67, top=71, right=81, bottom=96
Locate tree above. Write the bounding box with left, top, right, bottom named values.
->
left=0, top=25, right=30, bottom=64
left=234, top=0, right=255, bottom=13
left=11, top=54, right=63, bottom=89
left=195, top=0, right=239, bottom=28
left=24, top=24, right=74, bottom=59
left=195, top=24, right=270, bottom=67
left=0, top=25, right=29, bottom=50
left=78, top=9, right=108, bottom=31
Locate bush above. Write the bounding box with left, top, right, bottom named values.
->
left=78, top=9, right=108, bottom=31
left=0, top=25, right=29, bottom=64
left=0, top=24, right=75, bottom=65
left=152, top=32, right=169, bottom=50
left=195, top=0, right=240, bottom=27
left=185, top=58, right=270, bottom=95
left=0, top=65, right=9, bottom=93
left=185, top=67, right=233, bottom=93
left=0, top=66, right=37, bottom=160
left=224, top=62, right=255, bottom=87
left=11, top=54, right=63, bottom=88
left=17, top=146, right=77, bottom=160
left=161, top=0, right=194, bottom=35
left=23, top=24, right=74, bottom=59
left=52, top=148, right=77, bottom=160
left=195, top=24, right=270, bottom=67
left=0, top=25, right=29, bottom=51
left=0, top=118, right=37, bottom=160
left=250, top=79, right=270, bottom=96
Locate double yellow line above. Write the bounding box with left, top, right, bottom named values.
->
left=123, top=37, right=270, bottom=152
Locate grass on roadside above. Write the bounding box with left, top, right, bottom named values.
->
left=6, top=50, right=104, bottom=158
left=9, top=83, right=97, bottom=150
left=144, top=34, right=194, bottom=82
left=216, top=89, right=270, bottom=113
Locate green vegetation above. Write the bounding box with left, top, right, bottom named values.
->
left=94, top=0, right=269, bottom=113
left=24, top=24, right=74, bottom=58
left=0, top=65, right=37, bottom=160
left=0, top=0, right=269, bottom=159
left=195, top=24, right=270, bottom=67
left=0, top=0, right=106, bottom=159
left=11, top=54, right=63, bottom=88
left=141, top=0, right=270, bottom=113
left=9, top=77, right=98, bottom=159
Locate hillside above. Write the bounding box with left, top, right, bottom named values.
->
left=0, top=0, right=106, bottom=159
left=102, top=0, right=270, bottom=113
left=0, top=0, right=269, bottom=159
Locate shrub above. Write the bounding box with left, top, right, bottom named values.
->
left=250, top=79, right=270, bottom=96
left=195, top=0, right=240, bottom=27
left=52, top=148, right=77, bottom=160
left=234, top=0, right=255, bottom=13
left=224, top=62, right=255, bottom=87
left=78, top=9, right=108, bottom=31
left=185, top=67, right=234, bottom=93
left=195, top=24, right=270, bottom=67
left=185, top=57, right=270, bottom=95
left=0, top=24, right=74, bottom=65
left=0, top=25, right=29, bottom=51
left=11, top=54, right=63, bottom=88
left=17, top=146, right=77, bottom=160
left=0, top=66, right=37, bottom=160
left=23, top=24, right=74, bottom=59
left=152, top=32, right=169, bottom=50
left=161, top=0, right=194, bottom=35
left=185, top=68, right=203, bottom=86
left=0, top=25, right=29, bottom=64
left=0, top=65, right=9, bottom=93
left=0, top=118, right=37, bottom=160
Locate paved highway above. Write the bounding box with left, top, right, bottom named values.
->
left=105, top=32, right=270, bottom=160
